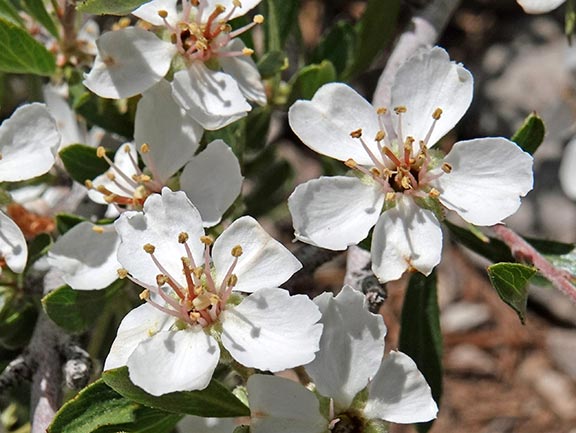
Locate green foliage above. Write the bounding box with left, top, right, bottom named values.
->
left=26, top=233, right=53, bottom=269
left=287, top=60, right=337, bottom=105
left=55, top=213, right=87, bottom=235
left=444, top=221, right=514, bottom=263
left=511, top=112, right=546, bottom=155
left=42, top=279, right=125, bottom=334
left=261, top=0, right=299, bottom=51
left=103, top=367, right=251, bottom=418
left=0, top=288, right=37, bottom=349
left=347, top=0, right=401, bottom=78
left=21, top=0, right=59, bottom=38
left=0, top=17, right=56, bottom=75
left=58, top=144, right=113, bottom=185
left=566, top=0, right=576, bottom=41
left=48, top=379, right=181, bottom=433
left=0, top=0, right=24, bottom=26
left=312, top=21, right=357, bottom=78
left=77, top=0, right=150, bottom=15
left=244, top=158, right=293, bottom=217
left=258, top=51, right=288, bottom=79
left=487, top=263, right=537, bottom=324
left=399, top=272, right=442, bottom=433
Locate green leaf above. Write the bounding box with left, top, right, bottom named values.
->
left=77, top=0, right=149, bottom=15
left=347, top=0, right=400, bottom=78
left=26, top=233, right=52, bottom=268
left=566, top=0, right=576, bottom=41
left=59, top=144, right=113, bottom=184
left=545, top=248, right=576, bottom=278
left=244, top=158, right=293, bottom=217
left=257, top=50, right=288, bottom=79
left=399, top=272, right=442, bottom=433
left=444, top=221, right=513, bottom=263
left=0, top=292, right=37, bottom=349
left=511, top=112, right=545, bottom=155
left=22, top=0, right=59, bottom=38
left=487, top=263, right=537, bottom=324
left=0, top=0, right=25, bottom=26
left=311, top=21, right=357, bottom=78
left=42, top=279, right=125, bottom=334
left=261, top=0, right=298, bottom=51
left=55, top=213, right=87, bottom=235
left=287, top=60, right=337, bottom=106
left=103, top=367, right=250, bottom=418
left=48, top=379, right=181, bottom=433
left=0, top=17, right=56, bottom=75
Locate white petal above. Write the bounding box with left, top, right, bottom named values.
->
left=77, top=19, right=100, bottom=56
left=560, top=137, right=576, bottom=200
left=247, top=375, right=327, bottom=433
left=288, top=176, right=384, bottom=251
left=43, top=84, right=85, bottom=148
left=84, top=27, right=175, bottom=99
left=364, top=351, right=438, bottom=423
left=132, top=0, right=179, bottom=26
left=177, top=416, right=238, bottom=433
left=0, top=211, right=27, bottom=273
left=47, top=222, right=121, bottom=291
left=104, top=303, right=174, bottom=371
left=431, top=137, right=534, bottom=226
left=202, top=0, right=262, bottom=21
left=288, top=83, right=380, bottom=165
left=391, top=46, right=473, bottom=147
left=114, top=188, right=205, bottom=287
left=219, top=39, right=267, bottom=105
left=127, top=329, right=220, bottom=396
left=179, top=140, right=243, bottom=227
left=172, top=63, right=251, bottom=130
left=87, top=143, right=139, bottom=205
left=221, top=288, right=322, bottom=371
left=371, top=197, right=442, bottom=283
left=517, top=0, right=565, bottom=13
left=135, top=80, right=203, bottom=183
left=305, top=286, right=386, bottom=409
left=212, top=216, right=301, bottom=293
left=0, top=103, right=60, bottom=182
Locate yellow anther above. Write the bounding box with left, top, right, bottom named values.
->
left=193, top=294, right=211, bottom=310
left=242, top=47, right=254, bottom=56
left=106, top=172, right=116, bottom=181
left=227, top=274, right=238, bottom=287
left=140, top=143, right=150, bottom=153
left=104, top=194, right=118, bottom=204
left=117, top=268, right=128, bottom=279
left=92, top=226, right=104, bottom=234
left=84, top=179, right=94, bottom=189
left=96, top=146, right=106, bottom=158
left=181, top=256, right=191, bottom=268
left=133, top=174, right=151, bottom=183
left=441, top=162, right=453, bottom=173
left=233, top=0, right=242, bottom=7
left=405, top=136, right=415, bottom=146
left=209, top=294, right=220, bottom=305
left=178, top=232, right=189, bottom=243
left=429, top=188, right=441, bottom=198
left=231, top=245, right=243, bottom=257
left=376, top=107, right=388, bottom=115
left=432, top=107, right=443, bottom=120
left=156, top=274, right=168, bottom=286
left=200, top=235, right=214, bottom=246
left=214, top=4, right=226, bottom=13
left=345, top=158, right=358, bottom=168
left=118, top=17, right=131, bottom=28
left=385, top=192, right=396, bottom=202
left=133, top=185, right=148, bottom=200
left=370, top=167, right=382, bottom=177
left=375, top=130, right=386, bottom=142
left=123, top=144, right=131, bottom=153
left=394, top=106, right=407, bottom=114
left=350, top=128, right=363, bottom=139
left=193, top=267, right=204, bottom=279
left=157, top=9, right=168, bottom=18
left=143, top=243, right=156, bottom=254
left=253, top=14, right=264, bottom=24
left=139, top=289, right=150, bottom=300
left=189, top=311, right=201, bottom=321
left=401, top=176, right=412, bottom=190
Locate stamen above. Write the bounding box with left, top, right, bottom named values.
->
left=349, top=129, right=387, bottom=172
left=140, top=143, right=150, bottom=153
left=423, top=107, right=442, bottom=147
left=394, top=106, right=407, bottom=145
left=144, top=244, right=186, bottom=299
left=96, top=146, right=139, bottom=189
left=117, top=268, right=128, bottom=279
left=429, top=188, right=440, bottom=198
left=231, top=245, right=243, bottom=257
left=441, top=162, right=452, bottom=173
left=157, top=9, right=168, bottom=18
left=228, top=15, right=264, bottom=39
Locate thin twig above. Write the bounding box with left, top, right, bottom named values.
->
left=492, top=224, right=576, bottom=304
left=0, top=353, right=34, bottom=396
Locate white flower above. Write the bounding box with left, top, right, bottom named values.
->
left=86, top=80, right=241, bottom=227
left=0, top=103, right=60, bottom=274
left=104, top=188, right=322, bottom=396
left=517, top=0, right=565, bottom=13
left=84, top=0, right=266, bottom=129
left=288, top=47, right=534, bottom=283
left=247, top=287, right=438, bottom=433
left=560, top=137, right=576, bottom=200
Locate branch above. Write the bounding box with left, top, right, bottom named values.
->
left=0, top=353, right=34, bottom=397
left=344, top=246, right=387, bottom=313
left=492, top=224, right=576, bottom=304
left=373, top=0, right=462, bottom=108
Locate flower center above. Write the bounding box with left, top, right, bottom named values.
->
left=157, top=0, right=263, bottom=62
left=329, top=411, right=366, bottom=433
left=345, top=106, right=450, bottom=204
left=85, top=144, right=163, bottom=211
left=118, top=233, right=242, bottom=328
